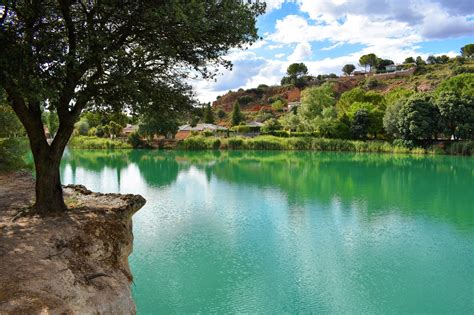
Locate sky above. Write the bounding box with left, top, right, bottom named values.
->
left=192, top=0, right=474, bottom=103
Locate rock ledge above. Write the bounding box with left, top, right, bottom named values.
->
left=0, top=172, right=146, bottom=314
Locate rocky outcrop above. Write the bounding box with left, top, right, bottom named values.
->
left=0, top=172, right=146, bottom=314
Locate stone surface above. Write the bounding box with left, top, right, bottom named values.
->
left=0, top=172, right=146, bottom=314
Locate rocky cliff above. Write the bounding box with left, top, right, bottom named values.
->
left=0, top=172, right=146, bottom=314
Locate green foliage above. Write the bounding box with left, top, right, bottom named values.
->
left=435, top=92, right=474, bottom=139
left=342, top=64, right=356, bottom=75
left=75, top=119, right=90, bottom=136
left=397, top=94, right=439, bottom=140
left=364, top=77, right=380, bottom=89
left=42, top=110, right=59, bottom=137
left=179, top=136, right=221, bottom=150
left=271, top=99, right=285, bottom=111
left=238, top=95, right=254, bottom=106
left=359, top=53, right=378, bottom=71
left=0, top=138, right=30, bottom=171
left=128, top=132, right=146, bottom=148
left=337, top=87, right=385, bottom=114
left=286, top=63, right=308, bottom=77
left=217, top=109, right=227, bottom=119
left=0, top=95, right=24, bottom=138
left=261, top=118, right=282, bottom=133
left=232, top=125, right=251, bottom=133
left=350, top=109, right=370, bottom=139
left=461, top=44, right=474, bottom=58
left=281, top=63, right=310, bottom=88
left=299, top=84, right=335, bottom=119
left=279, top=112, right=301, bottom=131
left=109, top=121, right=123, bottom=137
left=404, top=57, right=415, bottom=64
left=434, top=73, right=474, bottom=98
left=69, top=136, right=132, bottom=149
left=204, top=103, right=214, bottom=124
left=231, top=102, right=244, bottom=126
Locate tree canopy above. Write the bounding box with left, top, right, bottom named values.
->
left=0, top=0, right=265, bottom=212
left=461, top=44, right=474, bottom=58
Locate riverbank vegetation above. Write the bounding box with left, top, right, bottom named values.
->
left=178, top=135, right=473, bottom=155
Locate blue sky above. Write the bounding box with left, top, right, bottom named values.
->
left=193, top=0, right=474, bottom=102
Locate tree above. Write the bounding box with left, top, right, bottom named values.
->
left=281, top=63, right=309, bottom=88
left=109, top=121, right=123, bottom=138
left=286, top=63, right=308, bottom=78
left=0, top=1, right=265, bottom=213
left=261, top=118, right=282, bottom=133
left=342, top=64, right=356, bottom=76
left=272, top=99, right=285, bottom=112
left=298, top=84, right=335, bottom=120
left=231, top=102, right=244, bottom=126
left=204, top=103, right=215, bottom=124
left=375, top=58, right=394, bottom=72
left=217, top=109, right=227, bottom=119
left=350, top=109, right=370, bottom=140
left=397, top=94, right=439, bottom=141
left=383, top=88, right=415, bottom=138
left=359, top=53, right=378, bottom=72
left=404, top=57, right=415, bottom=64
left=434, top=73, right=474, bottom=98
left=427, top=55, right=437, bottom=64
left=416, top=56, right=426, bottom=66
left=461, top=44, right=474, bottom=58
left=435, top=92, right=474, bottom=139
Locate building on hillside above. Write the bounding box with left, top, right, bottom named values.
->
left=175, top=123, right=228, bottom=140
left=385, top=64, right=397, bottom=72
left=353, top=70, right=367, bottom=76
left=123, top=124, right=138, bottom=136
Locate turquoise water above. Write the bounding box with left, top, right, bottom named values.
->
left=61, top=150, right=474, bottom=314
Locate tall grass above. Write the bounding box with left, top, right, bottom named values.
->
left=178, top=135, right=440, bottom=154
left=178, top=136, right=221, bottom=150
left=69, top=136, right=132, bottom=149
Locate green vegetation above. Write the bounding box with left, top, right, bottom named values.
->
left=1, top=1, right=264, bottom=212
left=180, top=135, right=473, bottom=154
left=69, top=136, right=132, bottom=149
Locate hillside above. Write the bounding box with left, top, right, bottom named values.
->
left=212, top=62, right=474, bottom=115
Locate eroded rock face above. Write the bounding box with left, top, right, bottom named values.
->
left=0, top=173, right=146, bottom=314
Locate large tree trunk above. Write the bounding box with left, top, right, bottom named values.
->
left=31, top=143, right=67, bottom=213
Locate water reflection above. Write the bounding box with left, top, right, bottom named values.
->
left=62, top=150, right=474, bottom=232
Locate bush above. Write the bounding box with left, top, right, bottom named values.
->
left=228, top=137, right=245, bottom=149
left=232, top=125, right=251, bottom=133
left=69, top=136, right=132, bottom=149
left=365, top=77, right=379, bottom=89
left=179, top=136, right=221, bottom=150
left=0, top=138, right=29, bottom=170
left=128, top=132, right=145, bottom=148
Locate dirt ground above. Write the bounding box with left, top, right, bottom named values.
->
left=0, top=171, right=146, bottom=314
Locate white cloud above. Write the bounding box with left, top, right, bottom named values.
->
left=275, top=53, right=286, bottom=58
left=287, top=42, right=312, bottom=62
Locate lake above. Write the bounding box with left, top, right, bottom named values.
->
left=61, top=150, right=474, bottom=314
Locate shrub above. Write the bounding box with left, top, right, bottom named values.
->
left=365, top=77, right=379, bottom=89
left=0, top=138, right=29, bottom=170
left=228, top=137, right=245, bottom=149
left=128, top=132, right=144, bottom=148
left=69, top=136, right=131, bottom=149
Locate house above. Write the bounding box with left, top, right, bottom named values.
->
left=353, top=70, right=367, bottom=76
left=385, top=64, right=397, bottom=72
left=175, top=123, right=228, bottom=140
left=123, top=124, right=138, bottom=135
